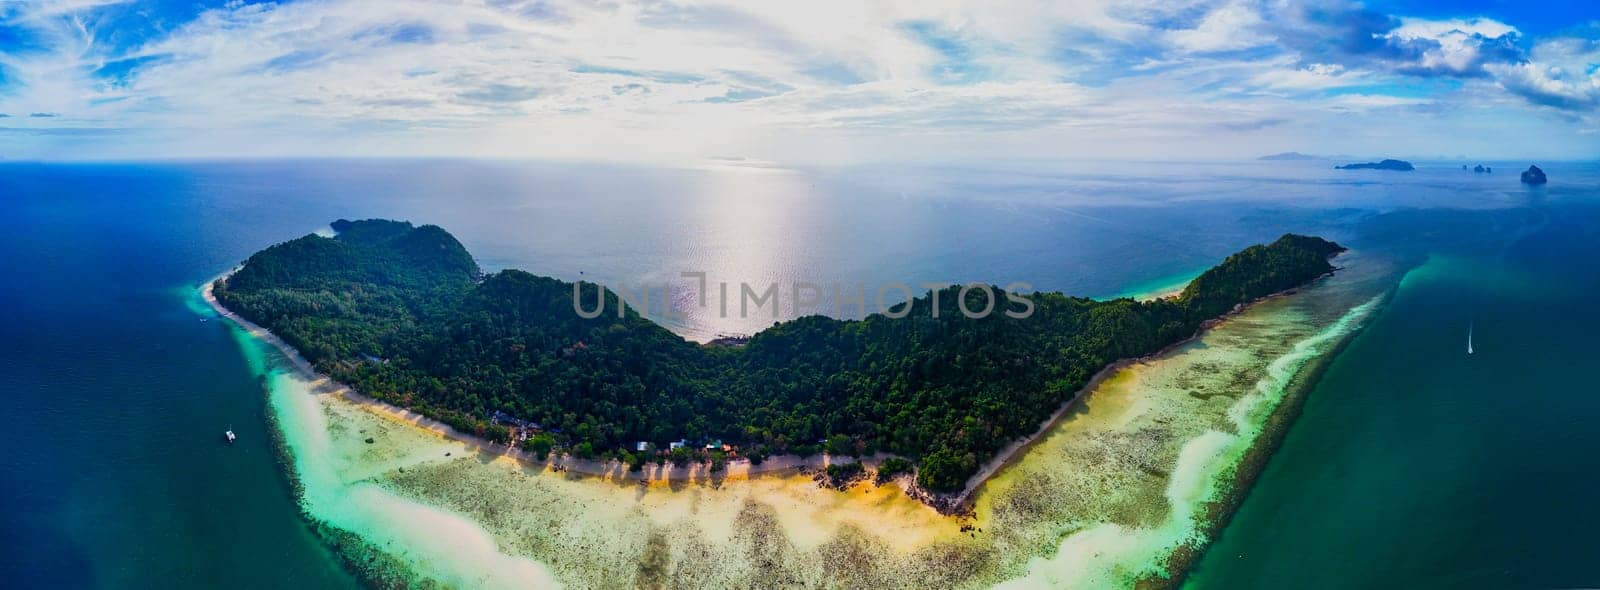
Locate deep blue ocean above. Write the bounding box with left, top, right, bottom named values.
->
left=2, top=159, right=1596, bottom=588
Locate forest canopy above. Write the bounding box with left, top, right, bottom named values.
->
left=215, top=219, right=1343, bottom=492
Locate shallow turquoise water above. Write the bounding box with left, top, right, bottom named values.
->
left=1186, top=202, right=1600, bottom=588
left=2, top=159, right=1596, bottom=587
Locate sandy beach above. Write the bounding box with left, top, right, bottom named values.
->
left=202, top=273, right=912, bottom=489
left=938, top=266, right=1339, bottom=509
left=204, top=254, right=1386, bottom=589
left=204, top=262, right=1337, bottom=512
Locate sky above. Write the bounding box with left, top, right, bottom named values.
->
left=0, top=0, right=1597, bottom=164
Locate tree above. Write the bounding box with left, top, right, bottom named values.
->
left=484, top=424, right=511, bottom=445
left=219, top=221, right=1344, bottom=493
left=824, top=434, right=856, bottom=457
left=668, top=446, right=692, bottom=467
left=522, top=433, right=555, bottom=461
left=571, top=441, right=595, bottom=460
left=916, top=448, right=975, bottom=492
left=876, top=457, right=913, bottom=484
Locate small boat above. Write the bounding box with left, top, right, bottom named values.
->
left=1467, top=321, right=1474, bottom=355
left=225, top=427, right=236, bottom=444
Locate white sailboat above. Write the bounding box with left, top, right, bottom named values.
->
left=225, top=424, right=236, bottom=444
left=1467, top=321, right=1474, bottom=355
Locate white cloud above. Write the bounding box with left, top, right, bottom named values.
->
left=0, top=0, right=1219, bottom=160
left=1489, top=36, right=1600, bottom=112
left=1248, top=61, right=1366, bottom=91
left=1166, top=2, right=1271, bottom=53
left=0, top=0, right=1595, bottom=161
left=1391, top=17, right=1516, bottom=43
left=1325, top=93, right=1430, bottom=109
left=1385, top=17, right=1519, bottom=75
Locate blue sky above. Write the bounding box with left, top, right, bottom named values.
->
left=1, top=0, right=1597, bottom=163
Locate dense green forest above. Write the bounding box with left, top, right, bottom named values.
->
left=215, top=219, right=1343, bottom=492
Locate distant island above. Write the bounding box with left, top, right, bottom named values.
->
left=213, top=220, right=1344, bottom=499
left=1257, top=152, right=1324, bottom=161
left=1521, top=165, right=1547, bottom=185
left=1336, top=159, right=1414, bottom=171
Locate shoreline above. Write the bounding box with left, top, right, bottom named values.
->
left=1138, top=285, right=1187, bottom=301
left=932, top=265, right=1341, bottom=511
left=203, top=273, right=913, bottom=490
left=202, top=253, right=1384, bottom=589
left=1149, top=289, right=1385, bottom=589
left=204, top=262, right=1341, bottom=514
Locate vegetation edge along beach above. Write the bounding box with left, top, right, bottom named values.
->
left=208, top=219, right=1348, bottom=511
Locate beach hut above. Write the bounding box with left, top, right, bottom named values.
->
left=491, top=410, right=521, bottom=427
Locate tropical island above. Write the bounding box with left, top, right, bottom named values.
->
left=1257, top=151, right=1323, bottom=161
left=1335, top=158, right=1414, bottom=171
left=212, top=219, right=1344, bottom=499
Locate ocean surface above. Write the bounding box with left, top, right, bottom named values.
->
left=1, top=159, right=1596, bottom=588
left=1185, top=198, right=1600, bottom=587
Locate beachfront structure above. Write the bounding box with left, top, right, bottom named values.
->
left=492, top=410, right=541, bottom=431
